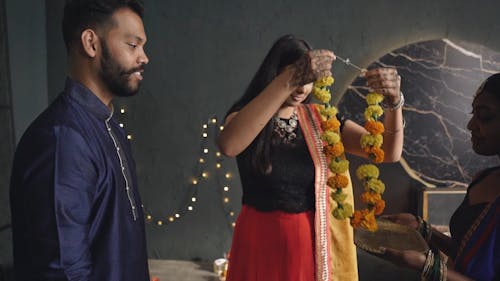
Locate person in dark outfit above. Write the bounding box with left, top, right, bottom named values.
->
left=9, top=1, right=150, bottom=280
left=382, top=73, right=500, bottom=281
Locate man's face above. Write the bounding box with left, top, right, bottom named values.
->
left=98, top=7, right=148, bottom=97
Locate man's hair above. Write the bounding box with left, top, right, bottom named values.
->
left=62, top=0, right=144, bottom=51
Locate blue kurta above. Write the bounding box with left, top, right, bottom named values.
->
left=10, top=78, right=150, bottom=281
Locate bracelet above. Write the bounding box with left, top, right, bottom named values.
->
left=385, top=119, right=406, bottom=134
left=381, top=91, right=405, bottom=111
left=416, top=215, right=432, bottom=242
left=421, top=249, right=448, bottom=281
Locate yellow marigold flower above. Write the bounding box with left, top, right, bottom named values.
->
left=365, top=146, right=385, bottom=163
left=374, top=199, right=386, bottom=215
left=324, top=142, right=344, bottom=158
left=364, top=105, right=384, bottom=121
left=366, top=93, right=384, bottom=105
left=322, top=118, right=341, bottom=132
left=361, top=191, right=382, bottom=205
left=360, top=134, right=383, bottom=148
left=313, top=87, right=331, bottom=104
left=321, top=131, right=340, bottom=145
left=333, top=203, right=353, bottom=220
left=331, top=191, right=347, bottom=203
left=356, top=164, right=379, bottom=180
left=329, top=159, right=349, bottom=174
left=327, top=174, right=349, bottom=189
left=320, top=106, right=338, bottom=119
left=314, top=76, right=335, bottom=87
left=364, top=121, right=385, bottom=135
left=365, top=178, right=385, bottom=194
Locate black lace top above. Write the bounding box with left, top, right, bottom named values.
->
left=236, top=113, right=345, bottom=213
left=449, top=166, right=499, bottom=252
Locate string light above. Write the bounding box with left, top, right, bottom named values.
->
left=118, top=111, right=237, bottom=229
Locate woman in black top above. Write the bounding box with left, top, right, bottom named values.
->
left=218, top=34, right=404, bottom=281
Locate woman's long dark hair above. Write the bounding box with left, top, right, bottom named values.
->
left=226, top=34, right=312, bottom=175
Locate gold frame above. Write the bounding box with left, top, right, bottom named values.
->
left=420, top=187, right=466, bottom=221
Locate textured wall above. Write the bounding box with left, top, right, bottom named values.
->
left=4, top=0, right=500, bottom=268
left=0, top=0, right=15, bottom=277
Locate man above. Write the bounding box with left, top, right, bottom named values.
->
left=10, top=1, right=150, bottom=280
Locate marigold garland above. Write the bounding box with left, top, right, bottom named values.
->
left=312, top=76, right=386, bottom=232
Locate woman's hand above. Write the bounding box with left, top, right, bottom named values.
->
left=365, top=67, right=401, bottom=105
left=289, top=50, right=335, bottom=87
left=382, top=213, right=419, bottom=230
left=378, top=247, right=426, bottom=271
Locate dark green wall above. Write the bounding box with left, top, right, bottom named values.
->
left=3, top=0, right=500, bottom=269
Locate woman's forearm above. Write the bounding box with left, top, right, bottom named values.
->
left=217, top=68, right=296, bottom=157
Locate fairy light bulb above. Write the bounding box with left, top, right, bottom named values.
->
left=202, top=133, right=208, bottom=138
left=188, top=206, right=193, bottom=211
left=120, top=108, right=125, bottom=114
left=223, top=197, right=229, bottom=203
left=169, top=216, right=174, bottom=222
left=127, top=135, right=133, bottom=140
left=175, top=213, right=180, bottom=218
left=199, top=158, right=205, bottom=163
left=203, top=148, right=209, bottom=154
left=146, top=215, right=152, bottom=221
left=231, top=222, right=236, bottom=227
left=211, top=118, right=217, bottom=124
left=119, top=123, right=124, bottom=128
left=225, top=172, right=232, bottom=179
left=191, top=197, right=197, bottom=202
left=219, top=126, right=224, bottom=131
left=223, top=186, right=229, bottom=192
left=216, top=152, right=221, bottom=157
left=157, top=220, right=163, bottom=226
left=230, top=212, right=235, bottom=217
left=202, top=124, right=208, bottom=129
left=216, top=163, right=221, bottom=169
left=192, top=179, right=198, bottom=185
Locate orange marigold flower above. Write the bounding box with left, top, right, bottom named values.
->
left=350, top=210, right=364, bottom=228
left=365, top=146, right=385, bottom=163
left=364, top=121, right=385, bottom=135
left=327, top=174, right=349, bottom=189
left=324, top=142, right=344, bottom=158
left=361, top=210, right=378, bottom=232
left=374, top=199, right=386, bottom=215
left=322, top=118, right=341, bottom=132
left=361, top=191, right=382, bottom=205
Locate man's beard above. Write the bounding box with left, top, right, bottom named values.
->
left=99, top=40, right=143, bottom=97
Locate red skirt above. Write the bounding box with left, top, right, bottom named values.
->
left=226, top=205, right=315, bottom=281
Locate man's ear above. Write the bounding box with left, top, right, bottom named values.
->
left=80, top=29, right=100, bottom=58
